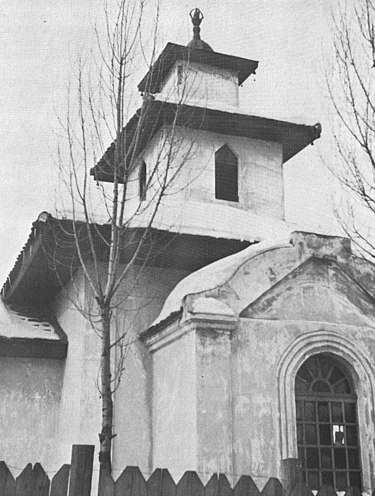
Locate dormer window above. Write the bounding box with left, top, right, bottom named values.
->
left=139, top=161, right=147, bottom=200
left=215, top=145, right=238, bottom=202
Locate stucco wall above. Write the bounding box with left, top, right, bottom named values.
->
left=196, top=329, right=233, bottom=478
left=112, top=264, right=190, bottom=478
left=231, top=319, right=375, bottom=491
left=0, top=357, right=64, bottom=473
left=127, top=126, right=284, bottom=227
left=152, top=330, right=197, bottom=479
left=159, top=61, right=239, bottom=110
left=146, top=235, right=375, bottom=490
left=54, top=273, right=102, bottom=468
left=52, top=262, right=189, bottom=477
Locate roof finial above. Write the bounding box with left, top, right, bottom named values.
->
left=189, top=8, right=204, bottom=41
left=187, top=8, right=213, bottom=51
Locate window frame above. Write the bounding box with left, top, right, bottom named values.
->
left=214, top=144, right=239, bottom=202
left=295, top=354, right=362, bottom=492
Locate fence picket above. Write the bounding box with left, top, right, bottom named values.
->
left=289, top=481, right=313, bottom=496
left=115, top=466, right=146, bottom=496
left=0, top=452, right=364, bottom=496
left=177, top=471, right=205, bottom=496
left=344, top=487, right=361, bottom=496
left=50, top=465, right=70, bottom=496
left=146, top=469, right=176, bottom=496
left=218, top=474, right=232, bottom=496
left=31, top=463, right=50, bottom=496
left=233, top=476, right=260, bottom=496
left=205, top=474, right=219, bottom=496
left=15, top=464, right=33, bottom=496
left=316, top=486, right=337, bottom=496
left=146, top=469, right=164, bottom=496
left=260, top=478, right=286, bottom=496
left=68, top=445, right=94, bottom=496
left=0, top=461, right=16, bottom=496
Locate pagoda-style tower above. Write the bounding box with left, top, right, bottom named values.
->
left=92, top=10, right=321, bottom=244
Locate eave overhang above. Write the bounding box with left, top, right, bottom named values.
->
left=1, top=213, right=250, bottom=309
left=90, top=100, right=321, bottom=183
left=138, top=42, right=258, bottom=94
left=0, top=336, right=68, bottom=359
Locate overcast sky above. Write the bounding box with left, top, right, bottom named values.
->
left=0, top=0, right=337, bottom=284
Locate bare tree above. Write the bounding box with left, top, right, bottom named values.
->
left=50, top=0, right=200, bottom=475
left=328, top=0, right=375, bottom=257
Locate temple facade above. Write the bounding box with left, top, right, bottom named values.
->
left=1, top=9, right=374, bottom=494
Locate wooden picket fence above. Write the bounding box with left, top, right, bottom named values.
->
left=0, top=445, right=93, bottom=496
left=0, top=462, right=70, bottom=496
left=0, top=445, right=364, bottom=496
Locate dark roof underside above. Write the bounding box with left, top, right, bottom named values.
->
left=0, top=337, right=67, bottom=359
left=138, top=43, right=258, bottom=94
left=91, top=100, right=321, bottom=183
left=2, top=215, right=251, bottom=309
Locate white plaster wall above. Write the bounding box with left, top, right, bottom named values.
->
left=231, top=319, right=375, bottom=492
left=54, top=271, right=102, bottom=468
left=111, top=264, right=190, bottom=478
left=176, top=128, right=283, bottom=218
left=0, top=357, right=64, bottom=474
left=196, top=330, right=233, bottom=479
left=152, top=331, right=198, bottom=479
left=127, top=126, right=284, bottom=229
left=231, top=319, right=285, bottom=486
left=149, top=316, right=375, bottom=490
left=50, top=259, right=189, bottom=478
left=147, top=236, right=375, bottom=489
left=159, top=61, right=239, bottom=111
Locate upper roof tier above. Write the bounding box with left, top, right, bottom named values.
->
left=137, top=43, right=258, bottom=94
left=90, top=100, right=321, bottom=183
left=138, top=8, right=258, bottom=94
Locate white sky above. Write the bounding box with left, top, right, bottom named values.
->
left=0, top=0, right=339, bottom=284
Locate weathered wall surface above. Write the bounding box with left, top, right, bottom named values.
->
left=0, top=357, right=64, bottom=472
left=52, top=262, right=189, bottom=477
left=146, top=234, right=375, bottom=489
left=152, top=330, right=197, bottom=480
left=54, top=272, right=102, bottom=467
left=196, top=329, right=233, bottom=478
left=159, top=61, right=239, bottom=110
left=178, top=128, right=284, bottom=220
left=112, top=264, right=190, bottom=479
left=125, top=126, right=284, bottom=234
left=231, top=318, right=375, bottom=491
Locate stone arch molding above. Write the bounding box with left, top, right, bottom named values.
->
left=277, top=329, right=375, bottom=492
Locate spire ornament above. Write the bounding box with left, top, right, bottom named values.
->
left=190, top=8, right=204, bottom=40
left=187, top=8, right=213, bottom=51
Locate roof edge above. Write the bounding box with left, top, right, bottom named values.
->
left=138, top=42, right=259, bottom=94
left=0, top=336, right=68, bottom=359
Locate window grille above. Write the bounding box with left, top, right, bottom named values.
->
left=295, top=354, right=361, bottom=492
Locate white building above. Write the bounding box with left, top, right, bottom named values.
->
left=1, top=10, right=373, bottom=494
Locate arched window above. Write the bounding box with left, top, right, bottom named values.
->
left=215, top=145, right=238, bottom=202
left=295, top=354, right=361, bottom=492
left=139, top=161, right=147, bottom=200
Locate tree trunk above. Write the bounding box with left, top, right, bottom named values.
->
left=99, top=303, right=113, bottom=474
